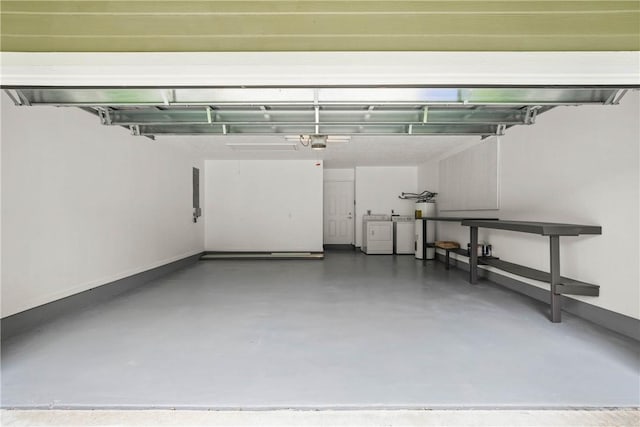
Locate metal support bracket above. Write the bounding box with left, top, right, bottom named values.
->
left=524, top=106, right=540, bottom=124
left=101, top=108, right=113, bottom=125
left=606, top=89, right=627, bottom=105
left=14, top=89, right=32, bottom=106
left=4, top=89, right=23, bottom=106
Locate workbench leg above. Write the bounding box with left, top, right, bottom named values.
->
left=422, top=220, right=427, bottom=261
left=445, top=250, right=450, bottom=270
left=470, top=226, right=478, bottom=284
left=550, top=235, right=562, bottom=323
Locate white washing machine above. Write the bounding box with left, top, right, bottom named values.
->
left=362, top=214, right=393, bottom=254
left=393, top=216, right=415, bottom=254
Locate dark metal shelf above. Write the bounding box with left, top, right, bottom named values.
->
left=464, top=219, right=603, bottom=322
left=451, top=248, right=470, bottom=257
left=478, top=258, right=599, bottom=296
left=461, top=220, right=601, bottom=236
left=419, top=217, right=499, bottom=222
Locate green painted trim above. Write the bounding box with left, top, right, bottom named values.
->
left=1, top=1, right=639, bottom=52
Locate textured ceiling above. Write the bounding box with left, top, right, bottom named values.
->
left=1, top=1, right=638, bottom=52
left=159, top=133, right=482, bottom=168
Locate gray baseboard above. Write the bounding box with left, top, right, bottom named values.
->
left=437, top=253, right=640, bottom=341
left=323, top=244, right=356, bottom=251
left=200, top=252, right=324, bottom=260
left=1, top=253, right=202, bottom=341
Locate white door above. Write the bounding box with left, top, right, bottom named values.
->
left=323, top=181, right=354, bottom=245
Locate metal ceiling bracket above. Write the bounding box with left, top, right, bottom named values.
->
left=529, top=106, right=542, bottom=124
left=497, top=124, right=507, bottom=135
left=531, top=106, right=540, bottom=124
left=14, top=89, right=31, bottom=106
left=222, top=124, right=228, bottom=135
left=408, top=124, right=413, bottom=135
left=607, top=89, right=628, bottom=105
left=97, top=109, right=107, bottom=125
left=4, top=89, right=22, bottom=106
left=523, top=106, right=540, bottom=125
left=365, top=105, right=374, bottom=121
left=260, top=106, right=271, bottom=121
left=131, top=125, right=141, bottom=136
left=206, top=106, right=213, bottom=124
left=160, top=89, right=176, bottom=106
left=160, top=90, right=170, bottom=106
left=422, top=107, right=429, bottom=123
left=102, top=108, right=113, bottom=125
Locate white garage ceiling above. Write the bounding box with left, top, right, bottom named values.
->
left=159, top=133, right=481, bottom=168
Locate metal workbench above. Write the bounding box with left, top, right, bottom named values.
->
left=461, top=220, right=602, bottom=322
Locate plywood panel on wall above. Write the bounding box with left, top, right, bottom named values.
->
left=439, top=139, right=499, bottom=211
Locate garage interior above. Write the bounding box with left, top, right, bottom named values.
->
left=1, top=1, right=639, bottom=425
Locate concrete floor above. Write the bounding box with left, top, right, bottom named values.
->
left=3, top=409, right=640, bottom=427
left=2, top=251, right=639, bottom=409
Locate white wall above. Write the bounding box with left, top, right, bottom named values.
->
left=435, top=90, right=640, bottom=319
left=324, top=168, right=355, bottom=182
left=417, top=160, right=439, bottom=194
left=438, top=139, right=500, bottom=211
left=204, top=160, right=323, bottom=252
left=354, top=167, right=417, bottom=247
left=1, top=94, right=204, bottom=318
